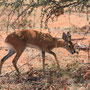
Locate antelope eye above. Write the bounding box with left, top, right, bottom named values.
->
left=68, top=45, right=71, bottom=48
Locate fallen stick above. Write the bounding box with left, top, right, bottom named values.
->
left=76, top=43, right=90, bottom=62
left=72, top=37, right=86, bottom=41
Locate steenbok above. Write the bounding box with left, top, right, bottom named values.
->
left=0, top=30, right=76, bottom=75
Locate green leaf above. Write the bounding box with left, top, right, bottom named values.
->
left=0, top=0, right=6, bottom=7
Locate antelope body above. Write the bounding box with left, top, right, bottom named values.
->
left=0, top=29, right=76, bottom=75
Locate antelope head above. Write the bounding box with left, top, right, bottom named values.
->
left=62, top=32, right=76, bottom=54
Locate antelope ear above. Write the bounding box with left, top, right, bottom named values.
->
left=67, top=32, right=71, bottom=41
left=62, top=32, right=67, bottom=41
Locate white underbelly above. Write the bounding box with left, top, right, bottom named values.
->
left=26, top=44, right=41, bottom=50
left=7, top=43, right=15, bottom=51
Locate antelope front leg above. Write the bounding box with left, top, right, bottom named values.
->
left=42, top=51, right=45, bottom=75
left=49, top=51, right=60, bottom=70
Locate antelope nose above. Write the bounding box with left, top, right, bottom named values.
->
left=72, top=52, right=74, bottom=54
left=72, top=50, right=76, bottom=54
left=74, top=50, right=76, bottom=53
